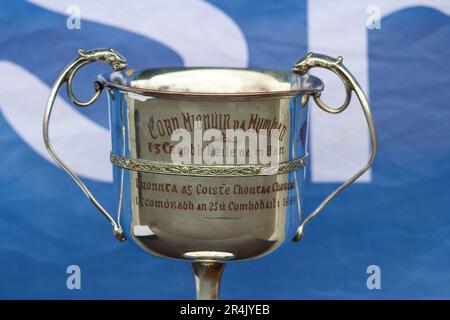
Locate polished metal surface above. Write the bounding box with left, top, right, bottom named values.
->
left=121, top=92, right=302, bottom=261
left=98, top=66, right=324, bottom=99
left=190, top=262, right=225, bottom=300
left=43, top=48, right=376, bottom=300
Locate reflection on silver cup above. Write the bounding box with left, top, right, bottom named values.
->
left=43, top=49, right=376, bottom=299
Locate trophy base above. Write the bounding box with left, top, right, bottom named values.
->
left=190, top=261, right=225, bottom=300
left=186, top=251, right=234, bottom=300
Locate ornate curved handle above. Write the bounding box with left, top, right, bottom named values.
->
left=43, top=49, right=128, bottom=241
left=292, top=52, right=377, bottom=242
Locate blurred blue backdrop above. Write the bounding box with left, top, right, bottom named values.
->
left=0, top=0, right=450, bottom=299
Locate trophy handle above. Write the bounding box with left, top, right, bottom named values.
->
left=43, top=49, right=128, bottom=241
left=291, top=52, right=378, bottom=242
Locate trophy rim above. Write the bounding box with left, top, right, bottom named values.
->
left=97, top=67, right=324, bottom=99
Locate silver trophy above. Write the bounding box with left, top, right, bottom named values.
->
left=43, top=49, right=376, bottom=299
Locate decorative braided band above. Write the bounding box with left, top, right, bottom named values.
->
left=110, top=153, right=308, bottom=177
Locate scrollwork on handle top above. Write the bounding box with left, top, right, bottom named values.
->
left=293, top=53, right=352, bottom=114
left=66, top=49, right=127, bottom=107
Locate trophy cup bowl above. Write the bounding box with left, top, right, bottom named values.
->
left=43, top=49, right=377, bottom=299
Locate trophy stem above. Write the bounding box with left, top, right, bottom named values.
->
left=190, top=261, right=225, bottom=300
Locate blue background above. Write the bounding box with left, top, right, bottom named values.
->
left=1, top=1, right=450, bottom=299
